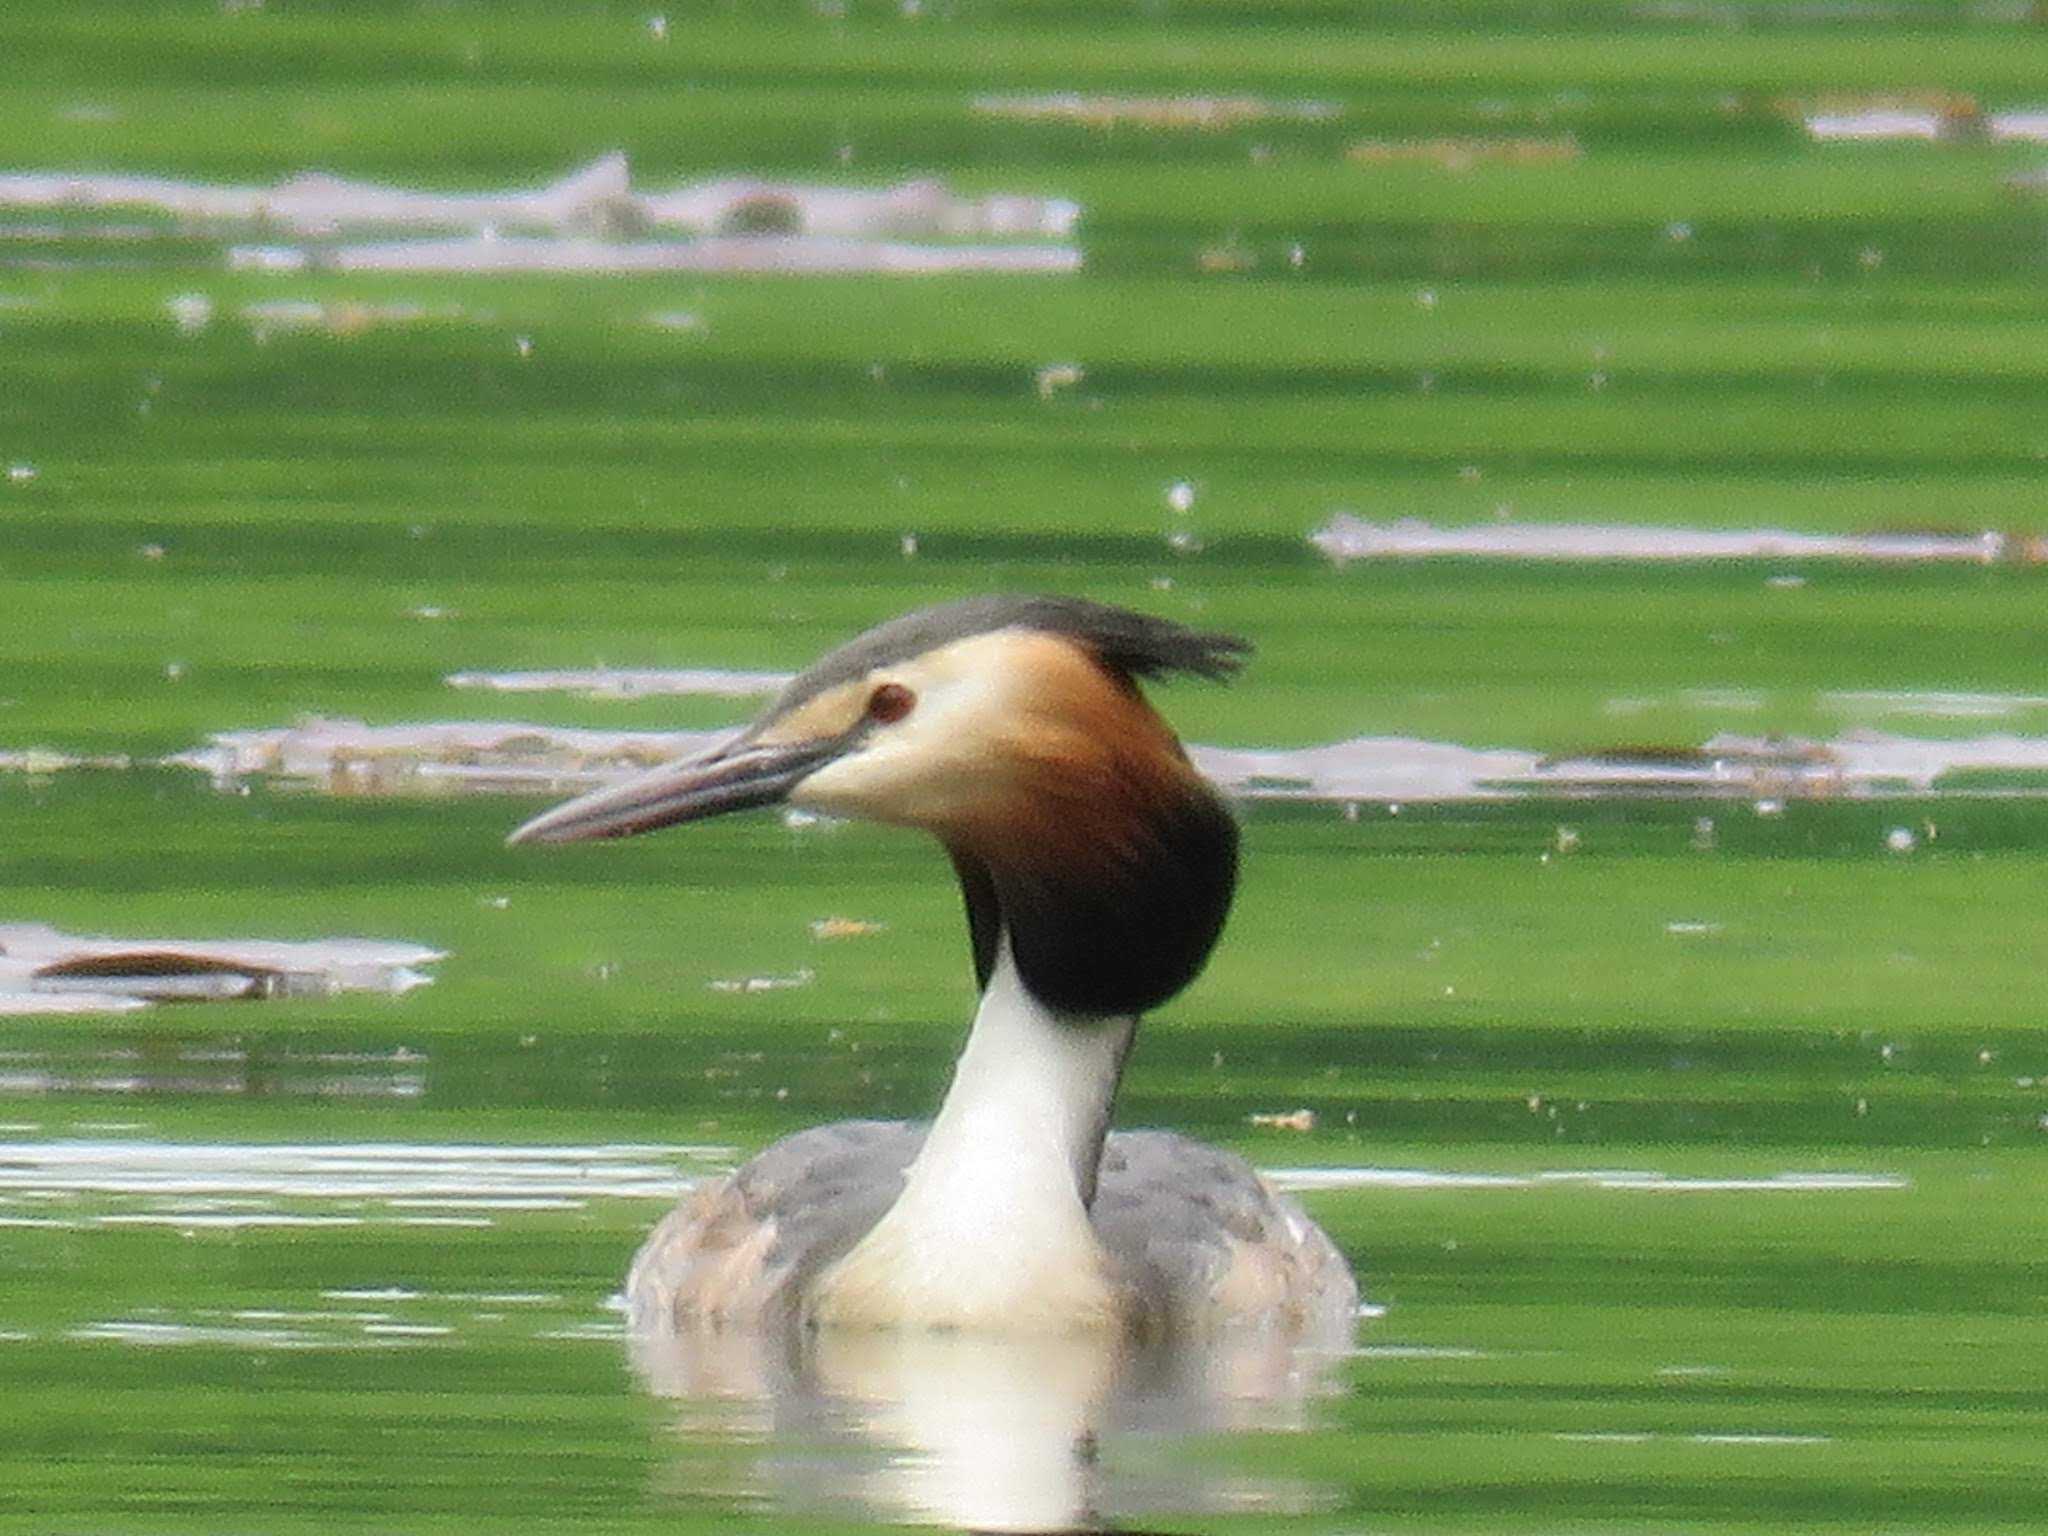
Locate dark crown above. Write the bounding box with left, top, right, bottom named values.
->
left=767, top=595, right=1250, bottom=718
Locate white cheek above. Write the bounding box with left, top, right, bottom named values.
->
left=789, top=738, right=919, bottom=818
left=789, top=669, right=1011, bottom=824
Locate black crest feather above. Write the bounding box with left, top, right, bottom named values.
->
left=769, top=594, right=1249, bottom=716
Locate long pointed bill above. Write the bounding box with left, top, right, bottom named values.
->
left=506, top=733, right=846, bottom=846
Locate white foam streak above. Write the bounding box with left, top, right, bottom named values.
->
left=0, top=159, right=1079, bottom=243
left=1354, top=1345, right=1493, bottom=1360
left=70, top=1321, right=320, bottom=1348
left=1556, top=1429, right=1830, bottom=1446
left=0, top=1141, right=723, bottom=1202
left=1267, top=1166, right=1906, bottom=1194
left=318, top=236, right=1082, bottom=276
left=384, top=1197, right=587, bottom=1210
left=1312, top=514, right=2005, bottom=565
left=1269, top=1167, right=1530, bottom=1191
left=95, top=1213, right=364, bottom=1229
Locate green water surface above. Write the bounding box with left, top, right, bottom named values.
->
left=4, top=1, right=2047, bottom=1531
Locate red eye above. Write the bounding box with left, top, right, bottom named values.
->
left=867, top=682, right=916, bottom=724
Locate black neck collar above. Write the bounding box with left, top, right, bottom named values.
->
left=948, top=785, right=1237, bottom=1019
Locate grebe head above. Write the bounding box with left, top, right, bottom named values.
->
left=510, top=595, right=1249, bottom=1016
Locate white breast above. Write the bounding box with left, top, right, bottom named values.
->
left=807, top=947, right=1135, bottom=1332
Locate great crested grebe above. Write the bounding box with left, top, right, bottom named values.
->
left=511, top=596, right=1355, bottom=1339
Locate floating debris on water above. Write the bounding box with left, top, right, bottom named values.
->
left=1248, top=1109, right=1318, bottom=1132
left=1310, top=514, right=2008, bottom=565
left=1035, top=362, right=1084, bottom=399
left=809, top=917, right=887, bottom=940
left=445, top=668, right=793, bottom=700
left=164, top=292, right=213, bottom=333
left=636, top=174, right=1078, bottom=240
left=0, top=157, right=1081, bottom=275
left=0, top=154, right=635, bottom=234
left=1989, top=111, right=2048, bottom=143
left=1530, top=731, right=2048, bottom=799
left=1717, top=731, right=2048, bottom=794
left=8, top=159, right=1077, bottom=241
left=0, top=923, right=442, bottom=1008
left=1191, top=736, right=1542, bottom=803
left=0, top=748, right=128, bottom=775
left=1195, top=239, right=1255, bottom=273
left=303, top=235, right=1081, bottom=276
left=0, top=992, right=150, bottom=1018
left=145, top=718, right=2048, bottom=806
left=1, top=1052, right=369, bottom=1102
left=168, top=716, right=727, bottom=794
left=1779, top=91, right=1973, bottom=140
left=1782, top=91, right=2048, bottom=144
left=707, top=968, right=816, bottom=994
left=1802, top=107, right=1957, bottom=141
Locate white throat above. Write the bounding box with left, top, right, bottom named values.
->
left=808, top=944, right=1136, bottom=1333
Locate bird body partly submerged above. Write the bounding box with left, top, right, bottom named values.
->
left=627, top=1121, right=1354, bottom=1341
left=512, top=595, right=1357, bottom=1341
left=624, top=950, right=1355, bottom=1339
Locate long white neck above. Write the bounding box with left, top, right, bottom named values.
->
left=808, top=945, right=1136, bottom=1333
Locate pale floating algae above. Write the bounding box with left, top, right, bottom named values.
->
left=1310, top=513, right=2009, bottom=564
